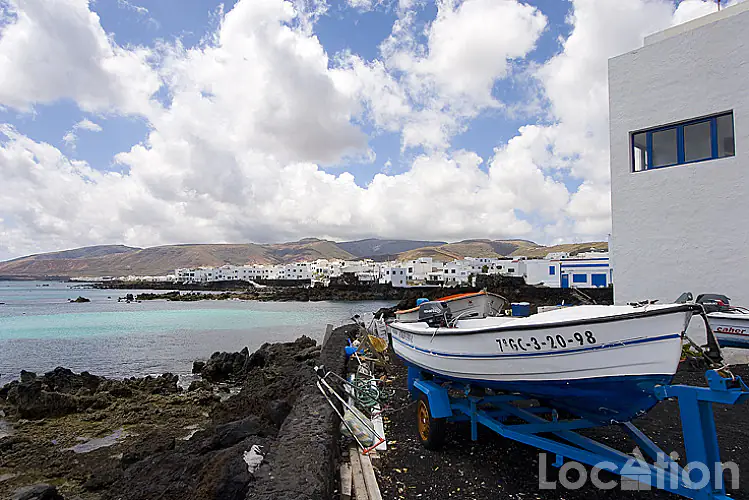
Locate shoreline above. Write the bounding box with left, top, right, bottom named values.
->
left=86, top=276, right=614, bottom=307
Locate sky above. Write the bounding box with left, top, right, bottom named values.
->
left=0, top=0, right=738, bottom=260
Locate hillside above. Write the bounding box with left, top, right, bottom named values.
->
left=1, top=245, right=139, bottom=263
left=338, top=238, right=447, bottom=258
left=0, top=244, right=274, bottom=278
left=398, top=239, right=608, bottom=261
left=0, top=238, right=608, bottom=278
left=266, top=238, right=356, bottom=262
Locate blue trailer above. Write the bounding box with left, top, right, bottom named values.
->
left=408, top=366, right=748, bottom=500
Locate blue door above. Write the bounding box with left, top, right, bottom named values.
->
left=561, top=274, right=569, bottom=288
left=591, top=274, right=607, bottom=287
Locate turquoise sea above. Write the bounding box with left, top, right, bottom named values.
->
left=0, top=281, right=393, bottom=386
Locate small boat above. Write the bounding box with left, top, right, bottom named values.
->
left=683, top=293, right=749, bottom=349
left=395, top=291, right=506, bottom=322
left=709, top=310, right=749, bottom=348
left=390, top=301, right=700, bottom=423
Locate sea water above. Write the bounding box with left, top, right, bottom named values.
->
left=0, top=281, right=393, bottom=385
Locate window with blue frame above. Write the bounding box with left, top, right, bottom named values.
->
left=549, top=266, right=555, bottom=276
left=631, top=111, right=734, bottom=172
left=572, top=274, right=587, bottom=284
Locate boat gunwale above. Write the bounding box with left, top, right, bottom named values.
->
left=389, top=303, right=696, bottom=336
left=392, top=331, right=681, bottom=359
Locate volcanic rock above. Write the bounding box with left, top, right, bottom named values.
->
left=12, top=484, right=63, bottom=500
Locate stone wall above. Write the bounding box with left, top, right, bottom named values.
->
left=248, top=324, right=354, bottom=500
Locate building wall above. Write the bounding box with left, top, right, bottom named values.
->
left=609, top=6, right=749, bottom=305
left=391, top=266, right=407, bottom=287
left=523, top=260, right=561, bottom=287
left=559, top=259, right=611, bottom=289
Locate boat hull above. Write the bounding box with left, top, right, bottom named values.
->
left=709, top=312, right=749, bottom=348
left=390, top=304, right=692, bottom=423
left=395, top=291, right=506, bottom=322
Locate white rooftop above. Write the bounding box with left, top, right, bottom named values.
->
left=644, top=1, right=749, bottom=46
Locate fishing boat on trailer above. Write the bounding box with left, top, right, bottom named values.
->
left=394, top=291, right=506, bottom=322
left=390, top=301, right=704, bottom=423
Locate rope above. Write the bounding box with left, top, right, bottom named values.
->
left=350, top=374, right=380, bottom=408
left=372, top=399, right=418, bottom=418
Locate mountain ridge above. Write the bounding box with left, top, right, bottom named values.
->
left=0, top=238, right=608, bottom=278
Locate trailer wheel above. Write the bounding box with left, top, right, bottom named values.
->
left=417, top=393, right=445, bottom=450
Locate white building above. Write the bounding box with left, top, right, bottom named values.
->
left=609, top=4, right=746, bottom=305
left=442, top=259, right=472, bottom=285
left=517, top=253, right=611, bottom=289
left=557, top=256, right=611, bottom=289
left=389, top=264, right=408, bottom=287
left=523, top=260, right=561, bottom=288
left=171, top=252, right=611, bottom=289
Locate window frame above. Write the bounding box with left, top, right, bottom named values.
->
left=630, top=111, right=734, bottom=172
left=549, top=266, right=556, bottom=276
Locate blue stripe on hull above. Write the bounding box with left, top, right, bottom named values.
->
left=403, top=360, right=672, bottom=423
left=716, top=334, right=749, bottom=349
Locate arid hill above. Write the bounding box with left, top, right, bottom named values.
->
left=0, top=238, right=607, bottom=278
left=397, top=239, right=608, bottom=261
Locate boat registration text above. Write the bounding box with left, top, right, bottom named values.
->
left=496, top=331, right=597, bottom=353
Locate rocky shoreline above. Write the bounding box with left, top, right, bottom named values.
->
left=96, top=275, right=613, bottom=307
left=0, top=326, right=355, bottom=500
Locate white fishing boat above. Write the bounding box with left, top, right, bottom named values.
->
left=390, top=302, right=699, bottom=423
left=708, top=310, right=749, bottom=348
left=676, top=292, right=749, bottom=349
left=395, top=291, right=506, bottom=322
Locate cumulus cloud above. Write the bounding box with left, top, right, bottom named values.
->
left=0, top=0, right=735, bottom=260
left=0, top=0, right=160, bottom=115
left=362, top=0, right=548, bottom=151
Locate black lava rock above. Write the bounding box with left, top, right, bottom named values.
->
left=12, top=484, right=64, bottom=500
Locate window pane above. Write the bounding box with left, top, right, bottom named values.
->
left=717, top=113, right=735, bottom=158
left=632, top=132, right=648, bottom=171
left=651, top=128, right=678, bottom=167
left=684, top=121, right=712, bottom=162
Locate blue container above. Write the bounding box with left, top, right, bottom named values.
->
left=344, top=346, right=358, bottom=358
left=416, top=298, right=430, bottom=306
left=511, top=302, right=531, bottom=317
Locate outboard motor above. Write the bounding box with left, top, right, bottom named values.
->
left=418, top=301, right=452, bottom=328
left=696, top=293, right=732, bottom=313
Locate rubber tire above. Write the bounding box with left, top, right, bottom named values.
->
left=416, top=392, right=446, bottom=450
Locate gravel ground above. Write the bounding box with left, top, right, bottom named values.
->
left=375, top=356, right=749, bottom=500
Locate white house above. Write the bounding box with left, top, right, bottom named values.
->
left=557, top=256, right=611, bottom=289
left=522, top=259, right=561, bottom=287
left=519, top=253, right=611, bottom=289
left=389, top=264, right=408, bottom=287
left=495, top=259, right=523, bottom=277
left=609, top=3, right=747, bottom=305
left=442, top=260, right=472, bottom=285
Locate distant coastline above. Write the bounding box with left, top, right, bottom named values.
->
left=85, top=276, right=614, bottom=308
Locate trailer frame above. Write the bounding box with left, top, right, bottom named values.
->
left=408, top=366, right=748, bottom=500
